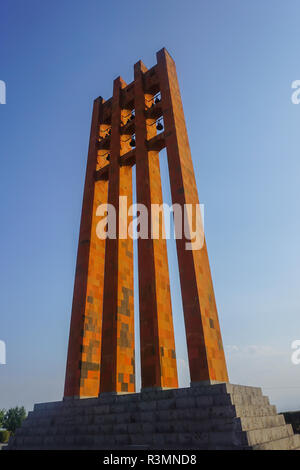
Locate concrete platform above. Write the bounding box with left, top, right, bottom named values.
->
left=7, top=383, right=300, bottom=450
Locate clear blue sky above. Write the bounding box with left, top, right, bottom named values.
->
left=1, top=0, right=300, bottom=412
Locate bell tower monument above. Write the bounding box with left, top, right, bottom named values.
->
left=64, top=47, right=228, bottom=399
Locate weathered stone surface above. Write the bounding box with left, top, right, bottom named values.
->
left=7, top=384, right=300, bottom=450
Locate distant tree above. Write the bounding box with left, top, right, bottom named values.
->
left=3, top=407, right=26, bottom=434
left=0, top=409, right=5, bottom=428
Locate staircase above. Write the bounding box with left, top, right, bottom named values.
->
left=7, top=383, right=300, bottom=450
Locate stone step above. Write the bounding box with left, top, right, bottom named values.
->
left=11, top=431, right=247, bottom=449
left=239, top=414, right=285, bottom=431
left=16, top=414, right=288, bottom=439
left=172, top=384, right=263, bottom=398
left=17, top=425, right=292, bottom=448
left=196, top=394, right=270, bottom=407
left=11, top=426, right=300, bottom=450
left=17, top=402, right=279, bottom=435
left=31, top=384, right=265, bottom=414
left=15, top=419, right=235, bottom=437
left=234, top=404, right=277, bottom=417
left=30, top=394, right=270, bottom=422
left=223, top=384, right=263, bottom=396
left=246, top=424, right=294, bottom=446
left=252, top=432, right=300, bottom=450
left=32, top=384, right=264, bottom=415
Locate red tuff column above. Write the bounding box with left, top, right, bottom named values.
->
left=99, top=77, right=135, bottom=394
left=64, top=97, right=108, bottom=398
left=156, top=48, right=228, bottom=385
left=134, top=61, right=178, bottom=390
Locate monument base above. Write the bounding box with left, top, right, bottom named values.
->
left=7, top=383, right=300, bottom=450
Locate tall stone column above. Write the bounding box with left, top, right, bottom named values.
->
left=64, top=97, right=108, bottom=398
left=99, top=77, right=135, bottom=394
left=156, top=48, right=228, bottom=385
left=134, top=61, right=178, bottom=390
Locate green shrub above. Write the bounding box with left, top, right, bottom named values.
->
left=0, top=430, right=11, bottom=443
left=0, top=410, right=5, bottom=429
left=3, top=406, right=27, bottom=434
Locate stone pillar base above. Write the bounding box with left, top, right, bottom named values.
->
left=7, top=384, right=300, bottom=450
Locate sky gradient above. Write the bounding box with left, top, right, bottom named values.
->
left=1, top=0, right=300, bottom=412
